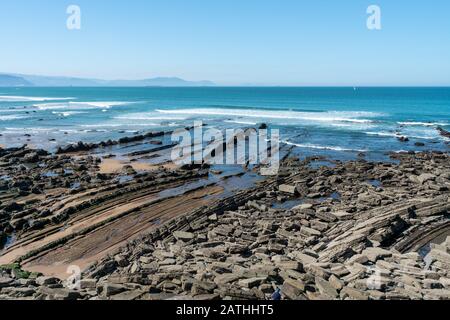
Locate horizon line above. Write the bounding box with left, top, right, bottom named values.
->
left=2, top=72, right=450, bottom=88
left=1, top=85, right=450, bottom=88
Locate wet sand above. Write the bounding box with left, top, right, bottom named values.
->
left=99, top=158, right=178, bottom=174
left=22, top=185, right=223, bottom=278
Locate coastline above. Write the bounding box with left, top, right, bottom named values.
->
left=0, top=130, right=449, bottom=300
left=2, top=0, right=450, bottom=305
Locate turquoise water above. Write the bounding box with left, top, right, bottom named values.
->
left=0, top=87, right=449, bottom=160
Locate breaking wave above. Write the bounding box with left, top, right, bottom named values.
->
left=398, top=121, right=449, bottom=127
left=80, top=123, right=161, bottom=128
left=365, top=130, right=441, bottom=140
left=0, top=114, right=29, bottom=121
left=223, top=120, right=258, bottom=125
left=155, top=108, right=381, bottom=124
left=282, top=140, right=368, bottom=153
left=52, top=111, right=87, bottom=117
left=0, top=95, right=73, bottom=102
left=114, top=113, right=187, bottom=121
left=35, top=101, right=131, bottom=111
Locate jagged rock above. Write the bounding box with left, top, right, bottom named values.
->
left=340, top=287, right=369, bottom=300
left=238, top=277, right=267, bottom=289
left=440, top=277, right=450, bottom=289
left=331, top=211, right=353, bottom=220
left=79, top=279, right=97, bottom=290
left=279, top=184, right=297, bottom=195
left=0, top=277, right=14, bottom=288
left=315, top=211, right=338, bottom=222
left=292, top=203, right=313, bottom=211
left=328, top=275, right=344, bottom=291
left=437, top=127, right=450, bottom=138
left=361, top=248, right=393, bottom=263
left=429, top=248, right=450, bottom=264
left=315, top=277, right=338, bottom=298
left=348, top=254, right=370, bottom=265
left=214, top=274, right=243, bottom=286
left=415, top=142, right=426, bottom=147
left=0, top=148, right=448, bottom=301
left=275, top=261, right=303, bottom=272
left=418, top=173, right=436, bottom=184
left=36, top=276, right=60, bottom=286
left=37, top=287, right=81, bottom=300
left=173, top=231, right=195, bottom=242
left=300, top=226, right=321, bottom=237
left=109, top=290, right=145, bottom=301
left=292, top=252, right=318, bottom=266
left=281, top=279, right=305, bottom=300
left=114, top=255, right=129, bottom=267
left=422, top=279, right=443, bottom=289
left=2, top=287, right=35, bottom=298
left=101, top=284, right=127, bottom=297
left=4, top=202, right=24, bottom=212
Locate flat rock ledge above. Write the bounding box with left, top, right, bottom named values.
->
left=1, top=151, right=449, bottom=300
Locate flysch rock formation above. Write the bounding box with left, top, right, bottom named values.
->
left=0, top=145, right=449, bottom=300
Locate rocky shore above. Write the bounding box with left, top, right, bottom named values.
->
left=0, top=138, right=449, bottom=300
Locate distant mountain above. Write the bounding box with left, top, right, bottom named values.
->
left=16, top=74, right=100, bottom=87
left=0, top=73, right=215, bottom=87
left=103, top=77, right=215, bottom=87
left=117, top=77, right=214, bottom=87
left=0, top=74, right=33, bottom=87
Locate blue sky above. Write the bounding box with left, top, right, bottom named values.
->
left=1, top=0, right=449, bottom=85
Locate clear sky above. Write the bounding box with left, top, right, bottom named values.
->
left=1, top=0, right=449, bottom=86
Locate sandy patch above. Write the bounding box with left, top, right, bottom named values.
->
left=99, top=158, right=177, bottom=174
left=22, top=185, right=223, bottom=279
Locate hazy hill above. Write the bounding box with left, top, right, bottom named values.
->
left=0, top=73, right=215, bottom=87
left=0, top=74, right=33, bottom=87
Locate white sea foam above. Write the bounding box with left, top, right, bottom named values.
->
left=57, top=129, right=79, bottom=133
left=366, top=130, right=440, bottom=140
left=1, top=127, right=53, bottom=134
left=4, top=127, right=51, bottom=131
left=223, top=120, right=258, bottom=125
left=82, top=129, right=108, bottom=133
left=0, top=114, right=29, bottom=121
left=0, top=96, right=73, bottom=102
left=156, top=108, right=381, bottom=124
left=394, top=150, right=411, bottom=154
left=365, top=131, right=401, bottom=138
left=114, top=113, right=187, bottom=121
left=52, top=111, right=87, bottom=117
left=80, top=123, right=160, bottom=128
left=411, top=136, right=438, bottom=140
left=35, top=101, right=131, bottom=111
left=0, top=108, right=31, bottom=113
left=282, top=140, right=368, bottom=153
left=78, top=101, right=132, bottom=108
left=398, top=121, right=448, bottom=127
left=329, top=123, right=352, bottom=128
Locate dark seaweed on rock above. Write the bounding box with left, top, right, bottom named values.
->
left=437, top=127, right=450, bottom=139
left=55, top=131, right=167, bottom=154
left=55, top=127, right=195, bottom=154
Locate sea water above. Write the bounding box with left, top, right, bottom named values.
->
left=0, top=87, right=449, bottom=161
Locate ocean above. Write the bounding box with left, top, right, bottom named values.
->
left=0, top=87, right=449, bottom=162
